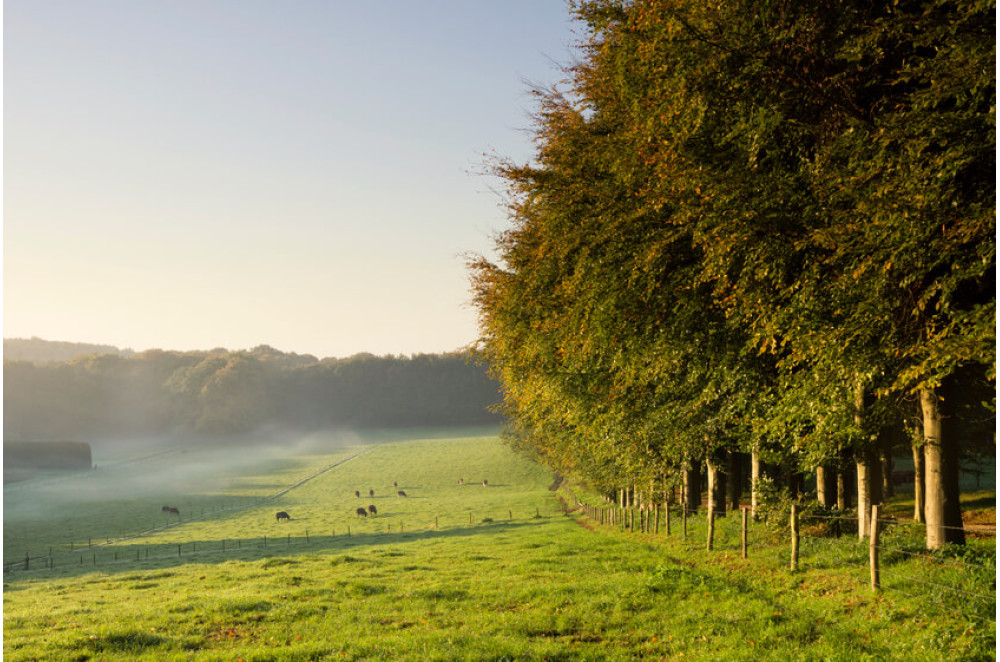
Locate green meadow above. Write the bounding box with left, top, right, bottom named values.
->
left=4, top=432, right=995, bottom=661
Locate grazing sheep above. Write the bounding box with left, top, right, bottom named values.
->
left=275, top=511, right=291, bottom=521
left=356, top=507, right=368, bottom=518
left=482, top=479, right=488, bottom=487
left=393, top=481, right=398, bottom=488
left=458, top=478, right=464, bottom=485
left=354, top=490, right=360, bottom=498
left=161, top=505, right=180, bottom=516
left=368, top=504, right=377, bottom=516
left=397, top=490, right=407, bottom=498
left=369, top=489, right=374, bottom=498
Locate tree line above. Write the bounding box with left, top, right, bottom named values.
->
left=4, top=344, right=501, bottom=440
left=469, top=0, right=994, bottom=550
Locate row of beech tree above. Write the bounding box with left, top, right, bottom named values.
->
left=3, top=346, right=501, bottom=440
left=469, top=0, right=994, bottom=550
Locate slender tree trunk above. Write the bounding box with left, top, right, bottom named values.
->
left=921, top=386, right=965, bottom=549
left=856, top=453, right=871, bottom=540
left=750, top=450, right=762, bottom=520
left=855, top=381, right=871, bottom=539
left=706, top=455, right=726, bottom=519
left=912, top=443, right=926, bottom=524
left=816, top=465, right=830, bottom=508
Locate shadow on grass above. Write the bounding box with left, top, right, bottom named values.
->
left=4, top=518, right=554, bottom=582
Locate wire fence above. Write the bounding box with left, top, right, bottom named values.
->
left=572, top=497, right=996, bottom=626
left=2, top=505, right=548, bottom=577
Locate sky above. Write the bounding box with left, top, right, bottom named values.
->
left=3, top=1, right=582, bottom=359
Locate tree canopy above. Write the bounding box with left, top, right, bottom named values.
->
left=470, top=0, right=994, bottom=548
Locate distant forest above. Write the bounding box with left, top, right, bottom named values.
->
left=3, top=339, right=501, bottom=439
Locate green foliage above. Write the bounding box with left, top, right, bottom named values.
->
left=469, top=0, right=994, bottom=519
left=4, top=348, right=501, bottom=439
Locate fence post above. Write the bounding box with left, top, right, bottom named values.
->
left=870, top=504, right=881, bottom=592
left=741, top=507, right=748, bottom=559
left=665, top=502, right=671, bottom=536
left=682, top=507, right=688, bottom=538
left=706, top=508, right=715, bottom=551
left=790, top=504, right=800, bottom=572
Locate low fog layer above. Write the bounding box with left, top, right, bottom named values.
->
left=3, top=429, right=368, bottom=524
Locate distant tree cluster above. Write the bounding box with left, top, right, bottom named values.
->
left=4, top=344, right=501, bottom=439
left=4, top=337, right=134, bottom=363
left=470, top=0, right=994, bottom=550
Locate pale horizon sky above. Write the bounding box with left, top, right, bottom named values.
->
left=3, top=1, right=581, bottom=359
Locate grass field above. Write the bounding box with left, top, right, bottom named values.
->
left=3, top=431, right=995, bottom=661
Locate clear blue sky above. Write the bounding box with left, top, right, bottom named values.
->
left=3, top=1, right=581, bottom=358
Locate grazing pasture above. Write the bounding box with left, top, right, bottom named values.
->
left=3, top=431, right=994, bottom=660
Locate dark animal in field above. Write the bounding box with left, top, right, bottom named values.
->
left=275, top=511, right=291, bottom=521
left=482, top=479, right=488, bottom=487
left=356, top=507, right=368, bottom=518
left=368, top=504, right=377, bottom=516
left=393, top=481, right=398, bottom=488
left=397, top=490, right=407, bottom=498
left=892, top=470, right=916, bottom=485
left=369, top=489, right=374, bottom=497
left=458, top=478, right=464, bottom=485
left=354, top=490, right=361, bottom=498
left=162, top=506, right=180, bottom=516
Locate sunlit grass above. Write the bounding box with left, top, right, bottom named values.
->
left=4, top=432, right=994, bottom=661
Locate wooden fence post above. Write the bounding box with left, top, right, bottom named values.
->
left=682, top=506, right=688, bottom=538
left=790, top=504, right=799, bottom=571
left=870, top=504, right=881, bottom=592
left=741, top=507, right=748, bottom=559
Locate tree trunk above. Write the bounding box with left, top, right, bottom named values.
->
left=750, top=450, right=762, bottom=520
left=856, top=453, right=871, bottom=540
left=855, top=381, right=872, bottom=539
left=706, top=455, right=726, bottom=519
left=816, top=465, right=831, bottom=508
left=912, top=443, right=926, bottom=524
left=921, top=385, right=965, bottom=549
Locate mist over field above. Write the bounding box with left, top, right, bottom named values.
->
left=3, top=428, right=368, bottom=525
left=4, top=341, right=502, bottom=442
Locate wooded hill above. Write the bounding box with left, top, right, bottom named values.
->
left=4, top=342, right=501, bottom=439
left=469, top=0, right=995, bottom=552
